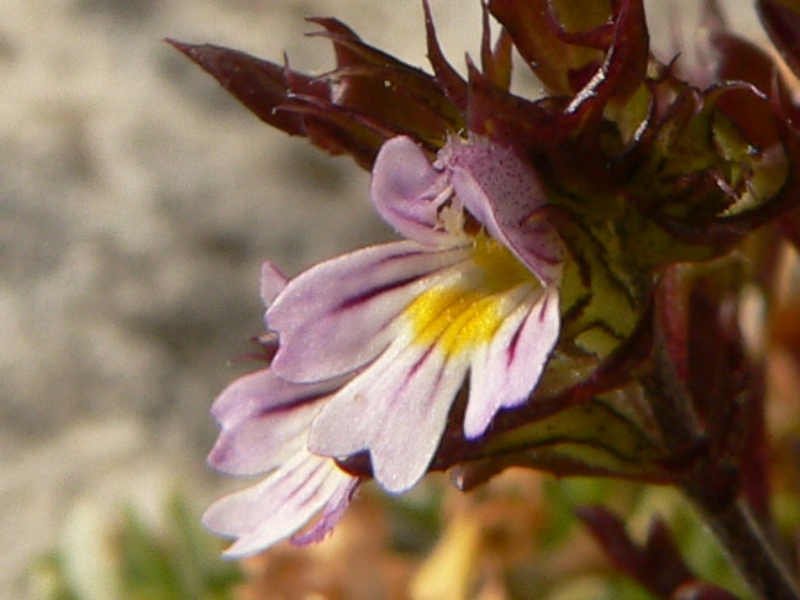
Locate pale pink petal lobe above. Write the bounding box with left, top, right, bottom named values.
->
left=465, top=286, right=561, bottom=438
left=260, top=261, right=289, bottom=308
left=371, top=135, right=457, bottom=246
left=267, top=241, right=468, bottom=382
left=291, top=474, right=359, bottom=545
left=209, top=369, right=342, bottom=476
left=308, top=342, right=469, bottom=493
left=203, top=452, right=358, bottom=558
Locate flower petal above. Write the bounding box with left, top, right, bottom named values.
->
left=291, top=473, right=359, bottom=545
left=260, top=261, right=289, bottom=308
left=308, top=339, right=468, bottom=493
left=208, top=369, right=342, bottom=476
left=371, top=135, right=461, bottom=246
left=441, top=136, right=565, bottom=284
left=203, top=452, right=359, bottom=558
left=268, top=240, right=469, bottom=382
left=465, top=286, right=561, bottom=438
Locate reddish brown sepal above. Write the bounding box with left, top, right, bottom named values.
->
left=166, top=39, right=323, bottom=137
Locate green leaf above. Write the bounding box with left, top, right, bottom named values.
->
left=458, top=386, right=670, bottom=486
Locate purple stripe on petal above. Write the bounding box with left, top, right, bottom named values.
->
left=337, top=273, right=430, bottom=311
left=505, top=313, right=524, bottom=367
left=253, top=388, right=333, bottom=419
left=210, top=369, right=344, bottom=428
left=280, top=458, right=327, bottom=508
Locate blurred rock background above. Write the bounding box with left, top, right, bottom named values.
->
left=0, top=0, right=758, bottom=597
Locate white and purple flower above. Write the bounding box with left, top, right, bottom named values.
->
left=205, top=135, right=565, bottom=556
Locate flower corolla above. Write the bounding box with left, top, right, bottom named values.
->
left=204, top=135, right=565, bottom=556
left=269, top=135, right=564, bottom=493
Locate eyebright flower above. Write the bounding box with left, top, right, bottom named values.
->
left=267, top=134, right=564, bottom=494
left=202, top=135, right=564, bottom=556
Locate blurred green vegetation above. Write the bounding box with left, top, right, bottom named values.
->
left=29, top=476, right=759, bottom=599
left=30, top=494, right=241, bottom=600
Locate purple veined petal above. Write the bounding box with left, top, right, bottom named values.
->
left=371, top=136, right=464, bottom=246
left=441, top=136, right=566, bottom=285
left=260, top=261, right=289, bottom=309
left=308, top=337, right=469, bottom=494
left=208, top=368, right=344, bottom=476
left=203, top=451, right=359, bottom=558
left=268, top=240, right=470, bottom=383
left=291, top=473, right=359, bottom=546
left=465, top=285, right=561, bottom=439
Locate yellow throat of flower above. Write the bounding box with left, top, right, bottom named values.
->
left=404, top=234, right=540, bottom=358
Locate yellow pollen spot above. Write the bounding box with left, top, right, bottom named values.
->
left=404, top=235, right=539, bottom=357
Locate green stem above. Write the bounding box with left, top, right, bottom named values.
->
left=685, top=494, right=800, bottom=600
left=648, top=317, right=800, bottom=598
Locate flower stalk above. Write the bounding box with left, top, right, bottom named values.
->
left=657, top=382, right=800, bottom=600
left=649, top=272, right=800, bottom=600
left=689, top=497, right=800, bottom=600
